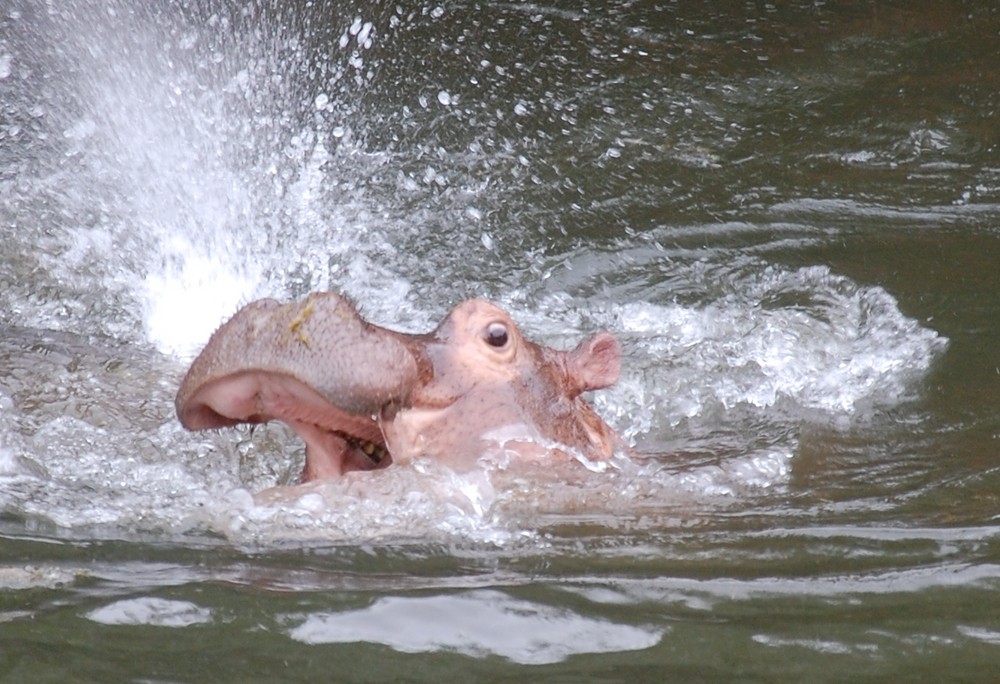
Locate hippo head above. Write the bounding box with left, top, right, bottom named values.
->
left=176, top=292, right=624, bottom=482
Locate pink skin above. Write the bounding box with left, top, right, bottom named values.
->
left=176, top=292, right=625, bottom=483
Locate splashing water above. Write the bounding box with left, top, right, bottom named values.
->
left=0, top=0, right=949, bottom=543
left=1, top=1, right=420, bottom=355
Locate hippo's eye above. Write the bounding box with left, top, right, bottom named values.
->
left=484, top=322, right=509, bottom=349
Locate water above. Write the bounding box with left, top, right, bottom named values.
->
left=1, top=0, right=999, bottom=680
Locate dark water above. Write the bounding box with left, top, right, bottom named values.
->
left=2, top=1, right=999, bottom=681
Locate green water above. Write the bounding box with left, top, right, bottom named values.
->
left=2, top=1, right=999, bottom=681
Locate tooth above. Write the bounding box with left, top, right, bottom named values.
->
left=332, top=430, right=384, bottom=464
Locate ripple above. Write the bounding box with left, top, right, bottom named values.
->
left=286, top=589, right=663, bottom=664
left=86, top=597, right=213, bottom=628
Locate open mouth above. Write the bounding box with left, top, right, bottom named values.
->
left=340, top=430, right=389, bottom=466
left=267, top=413, right=393, bottom=481
left=174, top=291, right=423, bottom=482
left=177, top=369, right=395, bottom=480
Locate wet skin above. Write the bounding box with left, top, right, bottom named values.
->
left=176, top=292, right=624, bottom=482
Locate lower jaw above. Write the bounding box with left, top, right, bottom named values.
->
left=301, top=431, right=393, bottom=482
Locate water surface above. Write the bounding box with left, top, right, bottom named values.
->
left=2, top=1, right=999, bottom=681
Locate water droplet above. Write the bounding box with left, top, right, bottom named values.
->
left=437, top=90, right=452, bottom=106
left=357, top=21, right=373, bottom=47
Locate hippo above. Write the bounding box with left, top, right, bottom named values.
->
left=175, top=292, right=625, bottom=482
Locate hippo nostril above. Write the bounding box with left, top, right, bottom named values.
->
left=484, top=322, right=509, bottom=348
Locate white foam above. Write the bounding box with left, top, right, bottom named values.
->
left=4, top=398, right=792, bottom=543
left=0, top=446, right=18, bottom=478
left=216, top=460, right=516, bottom=545
left=0, top=392, right=25, bottom=477
left=596, top=264, right=946, bottom=429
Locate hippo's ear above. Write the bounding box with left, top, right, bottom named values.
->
left=566, top=332, right=621, bottom=396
